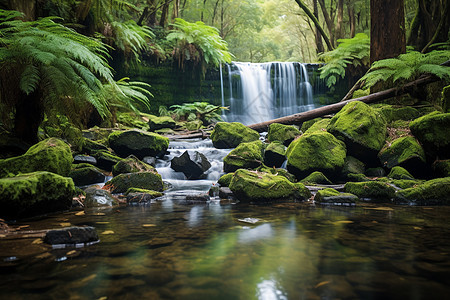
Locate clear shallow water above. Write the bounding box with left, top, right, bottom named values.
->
left=1, top=202, right=450, bottom=299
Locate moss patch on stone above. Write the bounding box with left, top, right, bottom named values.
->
left=94, top=150, right=122, bottom=172
left=223, top=140, right=264, bottom=173
left=375, top=104, right=420, bottom=123
left=303, top=119, right=331, bottom=135
left=146, top=114, right=177, bottom=131
left=344, top=181, right=396, bottom=201
left=0, top=138, right=73, bottom=179
left=341, top=156, right=365, bottom=180
left=125, top=188, right=163, bottom=198
left=395, top=177, right=450, bottom=205
left=108, top=130, right=169, bottom=159
left=300, top=171, right=333, bottom=185
left=264, top=141, right=286, bottom=168
left=210, top=122, right=260, bottom=149
left=218, top=173, right=234, bottom=187
left=267, top=123, right=301, bottom=146
left=388, top=166, right=415, bottom=180
left=378, top=136, right=426, bottom=171
left=112, top=155, right=155, bottom=177
left=106, top=171, right=163, bottom=194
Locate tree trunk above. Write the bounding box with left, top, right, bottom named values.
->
left=201, top=0, right=207, bottom=22
left=7, top=0, right=36, bottom=20
left=335, top=0, right=344, bottom=39
left=347, top=3, right=356, bottom=37
left=318, top=0, right=335, bottom=47
left=159, top=1, right=170, bottom=27
left=370, top=0, right=406, bottom=65
left=173, top=0, right=180, bottom=20
left=313, top=0, right=325, bottom=53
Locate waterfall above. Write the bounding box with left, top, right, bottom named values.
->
left=221, top=62, right=316, bottom=125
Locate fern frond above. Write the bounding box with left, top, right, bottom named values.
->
left=19, top=64, right=40, bottom=95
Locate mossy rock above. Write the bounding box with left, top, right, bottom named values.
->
left=125, top=188, right=163, bottom=203
left=146, top=114, right=177, bottom=131
left=352, top=89, right=369, bottom=99
left=69, top=165, right=105, bottom=186
left=116, top=112, right=149, bottom=130
left=365, top=167, right=386, bottom=178
left=314, top=188, right=358, bottom=205
left=303, top=119, right=331, bottom=135
left=267, top=123, right=301, bottom=146
left=432, top=159, right=450, bottom=177
left=300, top=171, right=333, bottom=185
left=94, top=150, right=122, bottom=172
left=105, top=171, right=163, bottom=194
left=223, top=140, right=264, bottom=173
left=286, top=131, right=346, bottom=180
left=82, top=138, right=108, bottom=154
left=229, top=169, right=311, bottom=202
left=300, top=118, right=321, bottom=132
left=108, top=130, right=169, bottom=159
left=442, top=85, right=450, bottom=113
left=82, top=127, right=114, bottom=142
left=395, top=177, right=450, bottom=205
left=378, top=136, right=427, bottom=177
left=409, top=112, right=450, bottom=159
left=256, top=165, right=297, bottom=183
left=347, top=173, right=371, bottom=182
left=344, top=181, right=396, bottom=202
left=264, top=141, right=286, bottom=168
left=341, top=156, right=365, bottom=180
left=377, top=178, right=422, bottom=189
left=210, top=122, right=260, bottom=149
left=327, top=101, right=387, bottom=164
left=0, top=171, right=75, bottom=219
left=388, top=166, right=415, bottom=180
left=218, top=173, right=234, bottom=187
left=184, top=120, right=204, bottom=131
left=112, top=155, right=155, bottom=177
left=0, top=138, right=73, bottom=179
left=376, top=105, right=420, bottom=123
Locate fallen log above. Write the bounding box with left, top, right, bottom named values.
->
left=248, top=74, right=440, bottom=132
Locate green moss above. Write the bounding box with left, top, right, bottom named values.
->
left=378, top=136, right=426, bottom=170
left=0, top=171, right=75, bottom=219
left=327, top=101, right=387, bottom=162
left=395, top=177, right=450, bottom=205
left=116, top=112, right=149, bottom=130
left=112, top=155, right=155, bottom=177
left=256, top=165, right=297, bottom=183
left=376, top=105, right=420, bottom=123
left=347, top=173, right=371, bottom=182
left=210, top=122, right=260, bottom=149
left=223, top=140, right=264, bottom=173
left=264, top=141, right=286, bottom=168
left=314, top=188, right=358, bottom=204
left=388, top=166, right=415, bottom=180
left=303, top=119, right=331, bottom=135
left=0, top=138, right=73, bottom=179
left=384, top=179, right=422, bottom=189
left=344, top=181, right=396, bottom=201
left=82, top=138, right=108, bottom=154
left=108, top=130, right=169, bottom=159
left=300, top=171, right=333, bottom=185
left=352, top=89, right=369, bottom=99
left=105, top=171, right=163, bottom=194
left=341, top=156, right=365, bottom=178
left=316, top=188, right=340, bottom=197
left=442, top=85, right=450, bottom=112
left=72, top=163, right=95, bottom=169
left=267, top=123, right=301, bottom=145
left=300, top=118, right=321, bottom=132
left=125, top=188, right=163, bottom=198
left=286, top=131, right=346, bottom=179
left=184, top=120, right=204, bottom=131
left=94, top=150, right=122, bottom=172
left=218, top=173, right=234, bottom=187
left=146, top=114, right=177, bottom=131
left=433, top=159, right=450, bottom=177
left=229, top=169, right=311, bottom=202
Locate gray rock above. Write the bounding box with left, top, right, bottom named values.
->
left=84, top=186, right=118, bottom=207
left=44, top=226, right=98, bottom=245
left=171, top=150, right=211, bottom=179
left=73, top=155, right=97, bottom=165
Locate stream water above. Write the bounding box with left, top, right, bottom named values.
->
left=1, top=139, right=450, bottom=299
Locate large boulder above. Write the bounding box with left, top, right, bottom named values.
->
left=0, top=138, right=73, bottom=178
left=94, top=150, right=122, bottom=172
left=409, top=112, right=450, bottom=159
left=327, top=101, right=387, bottom=164
left=0, top=171, right=75, bottom=219
left=387, top=166, right=415, bottom=180
left=112, top=155, right=155, bottom=177
left=344, top=181, right=396, bottom=202
left=146, top=114, right=177, bottom=131
left=229, top=169, right=311, bottom=202
left=267, top=123, right=301, bottom=146
left=105, top=172, right=163, bottom=194
left=264, top=142, right=286, bottom=168
left=210, top=122, right=260, bottom=149
left=375, top=105, right=420, bottom=123
left=303, top=119, right=331, bottom=135
left=223, top=140, right=264, bottom=173
left=378, top=136, right=427, bottom=177
left=108, top=130, right=169, bottom=159
left=300, top=171, right=333, bottom=185
left=395, top=177, right=450, bottom=205
left=286, top=131, right=346, bottom=180
left=340, top=156, right=365, bottom=181
left=171, top=150, right=211, bottom=179
left=69, top=164, right=105, bottom=186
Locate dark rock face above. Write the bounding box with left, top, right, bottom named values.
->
left=106, top=172, right=163, bottom=194
left=219, top=187, right=235, bottom=199
left=69, top=166, right=105, bottom=186
left=44, top=226, right=98, bottom=245
left=108, top=130, right=169, bottom=159
left=171, top=151, right=211, bottom=179
left=264, top=142, right=286, bottom=168
left=94, top=150, right=122, bottom=172
left=73, top=155, right=97, bottom=165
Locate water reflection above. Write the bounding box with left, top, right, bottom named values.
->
left=238, top=223, right=274, bottom=243
left=256, top=277, right=288, bottom=300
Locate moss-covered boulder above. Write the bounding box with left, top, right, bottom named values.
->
left=432, top=159, right=450, bottom=177
left=387, top=166, right=415, bottom=180
left=378, top=136, right=427, bottom=177
left=112, top=155, right=155, bottom=177
left=327, top=101, right=387, bottom=163
left=300, top=171, right=333, bottom=185
left=147, top=115, right=177, bottom=131
left=82, top=138, right=108, bottom=154
left=286, top=131, right=346, bottom=180
left=125, top=188, right=164, bottom=204
left=256, top=165, right=297, bottom=183
left=69, top=165, right=105, bottom=186
left=264, top=142, right=286, bottom=168
left=347, top=173, right=371, bottom=182
left=303, top=119, right=331, bottom=135
left=218, top=173, right=234, bottom=187
left=94, top=150, right=122, bottom=172
left=223, top=140, right=264, bottom=173
left=0, top=138, right=72, bottom=179
left=267, top=123, right=301, bottom=146
left=314, top=188, right=358, bottom=205
left=375, top=105, right=420, bottom=123
left=210, top=122, right=260, bottom=149
left=395, top=177, right=450, bottom=205
left=229, top=169, right=311, bottom=202
left=340, top=156, right=365, bottom=180
left=409, top=112, right=450, bottom=159
left=365, top=167, right=386, bottom=178
left=105, top=171, right=163, bottom=194
left=116, top=112, right=149, bottom=130
left=300, top=118, right=321, bottom=132
left=441, top=85, right=449, bottom=113
left=0, top=171, right=75, bottom=219
left=108, top=130, right=169, bottom=159
left=344, top=181, right=396, bottom=202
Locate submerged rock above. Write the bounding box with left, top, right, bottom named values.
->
left=344, top=181, right=396, bottom=202
left=69, top=165, right=105, bottom=186
left=264, top=141, right=286, bottom=168
left=229, top=169, right=311, bottom=202
left=84, top=186, right=118, bottom=207
left=327, top=101, right=387, bottom=164
left=171, top=150, right=211, bottom=179
left=314, top=188, right=358, bottom=205
left=286, top=131, right=346, bottom=180
left=210, top=122, right=260, bottom=149
left=267, top=123, right=301, bottom=146
left=44, top=226, right=98, bottom=245
left=106, top=172, right=163, bottom=194
left=108, top=130, right=169, bottom=159
left=112, top=155, right=155, bottom=177
left=395, top=177, right=450, bottom=205
left=223, top=140, right=264, bottom=173
left=0, top=138, right=73, bottom=178
left=0, top=171, right=75, bottom=219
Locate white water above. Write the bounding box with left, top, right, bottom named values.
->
left=221, top=62, right=315, bottom=125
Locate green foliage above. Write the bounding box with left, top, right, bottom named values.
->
left=166, top=18, right=232, bottom=70
left=168, top=102, right=225, bottom=124
left=318, top=33, right=370, bottom=88
left=101, top=77, right=152, bottom=113
left=361, top=50, right=450, bottom=89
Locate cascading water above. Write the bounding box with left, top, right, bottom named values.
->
left=221, top=62, right=315, bottom=125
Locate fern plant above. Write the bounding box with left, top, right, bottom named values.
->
left=318, top=33, right=370, bottom=88
left=361, top=50, right=450, bottom=89
left=101, top=77, right=152, bottom=112
left=168, top=102, right=225, bottom=125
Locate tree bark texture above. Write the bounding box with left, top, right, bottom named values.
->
left=313, top=0, right=325, bottom=53
left=370, top=0, right=406, bottom=65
